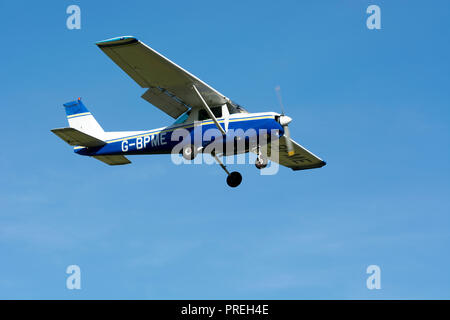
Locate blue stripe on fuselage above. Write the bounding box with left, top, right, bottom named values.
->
left=75, top=115, right=283, bottom=156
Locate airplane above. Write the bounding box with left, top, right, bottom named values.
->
left=51, top=36, right=326, bottom=187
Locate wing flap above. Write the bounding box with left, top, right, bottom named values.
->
left=261, top=136, right=326, bottom=171
left=51, top=128, right=106, bottom=147
left=92, top=155, right=131, bottom=166
left=141, top=87, right=189, bottom=119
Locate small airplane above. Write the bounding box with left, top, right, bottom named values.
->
left=51, top=36, right=326, bottom=187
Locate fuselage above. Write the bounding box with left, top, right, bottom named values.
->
left=75, top=112, right=284, bottom=157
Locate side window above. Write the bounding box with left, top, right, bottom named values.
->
left=198, top=109, right=209, bottom=121
left=212, top=106, right=222, bottom=118
left=172, top=110, right=191, bottom=125
left=198, top=107, right=222, bottom=121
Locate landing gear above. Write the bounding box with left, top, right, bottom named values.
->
left=255, top=145, right=268, bottom=170
left=226, top=171, right=242, bottom=188
left=182, top=144, right=198, bottom=160
left=255, top=156, right=268, bottom=169
left=213, top=154, right=242, bottom=188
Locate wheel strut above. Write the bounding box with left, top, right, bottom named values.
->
left=213, top=154, right=230, bottom=175
left=255, top=145, right=268, bottom=169
left=213, top=154, right=242, bottom=188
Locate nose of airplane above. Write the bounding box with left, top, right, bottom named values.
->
left=278, top=115, right=292, bottom=126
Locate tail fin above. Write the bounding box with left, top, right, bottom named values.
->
left=64, top=98, right=104, bottom=138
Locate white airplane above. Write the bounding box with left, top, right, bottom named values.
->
left=51, top=36, right=326, bottom=187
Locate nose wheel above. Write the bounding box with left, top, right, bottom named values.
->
left=255, top=146, right=268, bottom=170
left=255, top=156, right=268, bottom=170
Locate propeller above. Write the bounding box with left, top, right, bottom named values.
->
left=275, top=86, right=295, bottom=156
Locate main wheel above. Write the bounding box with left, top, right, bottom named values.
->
left=226, top=171, right=242, bottom=188
left=255, top=156, right=268, bottom=169
left=182, top=144, right=197, bottom=160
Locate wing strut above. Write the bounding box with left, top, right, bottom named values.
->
left=192, top=85, right=226, bottom=135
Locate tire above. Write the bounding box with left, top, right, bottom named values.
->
left=182, top=144, right=197, bottom=160
left=226, top=171, right=242, bottom=188
left=255, top=157, right=268, bottom=169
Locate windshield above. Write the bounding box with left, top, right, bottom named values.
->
left=172, top=109, right=191, bottom=125
left=227, top=101, right=248, bottom=114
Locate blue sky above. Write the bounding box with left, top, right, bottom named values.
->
left=1, top=0, right=449, bottom=299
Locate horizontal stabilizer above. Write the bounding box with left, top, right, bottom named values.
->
left=93, top=155, right=131, bottom=166
left=51, top=127, right=106, bottom=147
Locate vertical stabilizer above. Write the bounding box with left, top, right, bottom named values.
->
left=63, top=98, right=105, bottom=138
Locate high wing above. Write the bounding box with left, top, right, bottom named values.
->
left=260, top=136, right=326, bottom=171
left=96, top=36, right=229, bottom=118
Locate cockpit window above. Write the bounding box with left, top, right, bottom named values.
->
left=172, top=109, right=191, bottom=125
left=227, top=101, right=248, bottom=114
left=198, top=106, right=222, bottom=121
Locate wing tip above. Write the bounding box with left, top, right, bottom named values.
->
left=96, top=36, right=138, bottom=48
left=291, top=160, right=327, bottom=171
